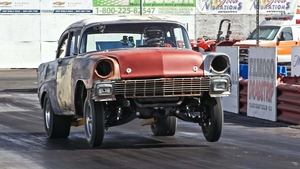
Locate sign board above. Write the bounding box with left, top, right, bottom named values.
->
left=93, top=0, right=196, bottom=15
left=197, top=0, right=296, bottom=15
left=256, top=0, right=295, bottom=15
left=292, top=47, right=300, bottom=77
left=216, top=46, right=239, bottom=114
left=247, top=47, right=277, bottom=121
left=197, top=0, right=244, bottom=14
left=0, top=0, right=40, bottom=13
left=0, top=0, right=298, bottom=15
left=41, top=0, right=93, bottom=13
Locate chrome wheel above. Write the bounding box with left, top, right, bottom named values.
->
left=43, top=94, right=71, bottom=138
left=83, top=98, right=105, bottom=147
left=84, top=100, right=93, bottom=140
left=45, top=103, right=51, bottom=130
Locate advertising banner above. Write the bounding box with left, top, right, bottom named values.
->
left=197, top=0, right=244, bottom=14
left=217, top=46, right=239, bottom=114
left=292, top=47, right=300, bottom=77
left=248, top=0, right=295, bottom=15
left=93, top=0, right=196, bottom=15
left=0, top=0, right=40, bottom=14
left=247, top=47, right=277, bottom=121
left=197, top=0, right=296, bottom=15
left=41, top=0, right=93, bottom=13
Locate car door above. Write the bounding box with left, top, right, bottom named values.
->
left=277, top=27, right=297, bottom=62
left=56, top=30, right=80, bottom=113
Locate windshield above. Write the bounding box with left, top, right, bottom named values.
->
left=80, top=22, right=190, bottom=53
left=247, top=26, right=280, bottom=40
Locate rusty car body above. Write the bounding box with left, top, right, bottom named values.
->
left=37, top=17, right=231, bottom=147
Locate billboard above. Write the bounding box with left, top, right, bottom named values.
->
left=197, top=0, right=296, bottom=15
left=197, top=0, right=244, bottom=14
left=292, top=47, right=300, bottom=77
left=93, top=0, right=196, bottom=15
left=0, top=0, right=40, bottom=13
left=217, top=46, right=239, bottom=114
left=0, top=0, right=298, bottom=15
left=41, top=0, right=93, bottom=13
left=247, top=47, right=277, bottom=121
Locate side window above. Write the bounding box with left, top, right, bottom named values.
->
left=57, top=34, right=68, bottom=59
left=174, top=28, right=186, bottom=49
left=280, top=27, right=293, bottom=41
left=68, top=30, right=80, bottom=56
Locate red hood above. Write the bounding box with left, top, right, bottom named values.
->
left=95, top=48, right=204, bottom=79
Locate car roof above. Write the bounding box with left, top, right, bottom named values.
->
left=67, top=16, right=183, bottom=29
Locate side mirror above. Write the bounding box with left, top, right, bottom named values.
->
left=278, top=32, right=284, bottom=41
left=72, top=51, right=78, bottom=56
left=276, top=36, right=281, bottom=45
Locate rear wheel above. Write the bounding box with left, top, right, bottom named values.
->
left=201, top=97, right=223, bottom=142
left=84, top=98, right=105, bottom=147
left=151, top=116, right=177, bottom=136
left=43, top=94, right=71, bottom=138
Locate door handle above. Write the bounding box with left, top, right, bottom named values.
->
left=57, top=58, right=63, bottom=64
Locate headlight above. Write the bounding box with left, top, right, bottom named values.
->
left=210, top=55, right=229, bottom=74
left=95, top=59, right=114, bottom=78
left=96, top=83, right=113, bottom=96
left=212, top=79, right=228, bottom=92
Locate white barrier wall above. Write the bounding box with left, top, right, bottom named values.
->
left=0, top=13, right=195, bottom=68
left=40, top=14, right=95, bottom=63
left=216, top=46, right=239, bottom=114
left=0, top=0, right=298, bottom=68
left=247, top=47, right=277, bottom=121
left=292, top=47, right=300, bottom=77
left=0, top=15, right=41, bottom=68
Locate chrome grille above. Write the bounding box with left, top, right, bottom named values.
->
left=114, top=77, right=210, bottom=98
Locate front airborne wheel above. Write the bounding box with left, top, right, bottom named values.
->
left=83, top=98, right=105, bottom=147
left=43, top=94, right=71, bottom=138
left=201, top=97, right=223, bottom=142
left=151, top=116, right=177, bottom=136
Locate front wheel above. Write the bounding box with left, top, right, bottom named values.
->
left=84, top=98, right=105, bottom=147
left=201, top=97, right=223, bottom=142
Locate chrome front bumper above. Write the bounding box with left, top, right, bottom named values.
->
left=92, top=76, right=231, bottom=101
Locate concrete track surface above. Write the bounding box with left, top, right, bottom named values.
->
left=0, top=92, right=299, bottom=169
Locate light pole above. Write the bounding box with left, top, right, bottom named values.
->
left=256, top=0, right=260, bottom=46
left=140, top=0, right=143, bottom=15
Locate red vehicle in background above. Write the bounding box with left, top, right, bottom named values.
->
left=191, top=19, right=240, bottom=52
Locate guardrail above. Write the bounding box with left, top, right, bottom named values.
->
left=277, top=77, right=300, bottom=125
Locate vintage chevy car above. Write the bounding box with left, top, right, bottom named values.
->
left=37, top=17, right=231, bottom=147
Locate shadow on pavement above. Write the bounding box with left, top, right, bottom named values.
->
left=0, top=131, right=207, bottom=151
left=224, top=112, right=289, bottom=128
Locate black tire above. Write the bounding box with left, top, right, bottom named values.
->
left=151, top=116, right=177, bottom=136
left=201, top=97, right=223, bottom=142
left=43, top=94, right=71, bottom=138
left=83, top=98, right=105, bottom=147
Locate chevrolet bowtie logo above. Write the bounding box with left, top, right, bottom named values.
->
left=53, top=1, right=65, bottom=6
left=0, top=1, right=12, bottom=6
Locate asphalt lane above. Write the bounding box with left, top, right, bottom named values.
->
left=0, top=92, right=299, bottom=169
left=0, top=69, right=37, bottom=92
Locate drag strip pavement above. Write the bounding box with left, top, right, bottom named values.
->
left=0, top=92, right=299, bottom=169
